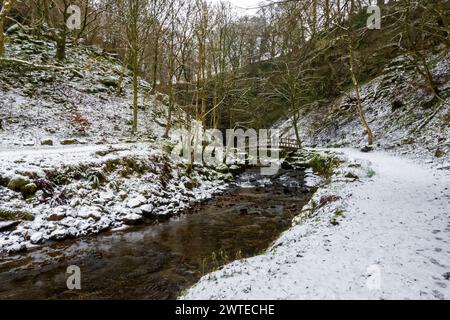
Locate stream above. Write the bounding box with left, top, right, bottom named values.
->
left=0, top=169, right=313, bottom=299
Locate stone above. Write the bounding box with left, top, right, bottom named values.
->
left=77, top=206, right=102, bottom=221
left=30, top=232, right=44, bottom=245
left=344, top=172, right=359, bottom=180
left=41, top=139, right=54, bottom=146
left=99, top=77, right=119, bottom=88
left=23, top=140, right=35, bottom=147
left=50, top=228, right=68, bottom=240
left=361, top=145, right=374, bottom=153
left=127, top=195, right=147, bottom=208
left=97, top=217, right=113, bottom=231
left=70, top=198, right=81, bottom=207
left=99, top=191, right=115, bottom=203
left=21, top=183, right=38, bottom=196
left=0, top=221, right=20, bottom=232
left=118, top=191, right=128, bottom=200
left=7, top=175, right=30, bottom=192
left=123, top=213, right=144, bottom=225
left=47, top=208, right=66, bottom=221
left=60, top=139, right=80, bottom=145
left=140, top=204, right=154, bottom=217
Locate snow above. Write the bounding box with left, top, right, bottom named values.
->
left=184, top=149, right=450, bottom=300
left=0, top=142, right=231, bottom=253
left=0, top=25, right=175, bottom=150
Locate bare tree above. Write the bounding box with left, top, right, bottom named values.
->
left=0, top=0, right=16, bottom=56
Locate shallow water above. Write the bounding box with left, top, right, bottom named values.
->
left=0, top=169, right=313, bottom=299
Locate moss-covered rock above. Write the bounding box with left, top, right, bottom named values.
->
left=0, top=208, right=34, bottom=221
left=435, top=148, right=444, bottom=158
left=7, top=175, right=30, bottom=192
left=21, top=183, right=38, bottom=196
left=41, top=139, right=54, bottom=146
left=99, top=76, right=119, bottom=88
left=60, top=138, right=80, bottom=145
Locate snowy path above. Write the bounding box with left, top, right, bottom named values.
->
left=0, top=143, right=151, bottom=170
left=185, top=149, right=450, bottom=300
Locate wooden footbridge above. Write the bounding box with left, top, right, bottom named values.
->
left=256, top=138, right=302, bottom=151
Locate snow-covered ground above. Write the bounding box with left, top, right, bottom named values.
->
left=0, top=24, right=172, bottom=149
left=184, top=149, right=450, bottom=300
left=0, top=143, right=231, bottom=254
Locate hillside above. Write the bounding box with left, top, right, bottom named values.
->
left=0, top=25, right=230, bottom=254
left=0, top=24, right=168, bottom=149
left=278, top=49, right=450, bottom=166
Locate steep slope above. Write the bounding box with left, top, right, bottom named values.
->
left=0, top=24, right=169, bottom=149
left=278, top=50, right=450, bottom=167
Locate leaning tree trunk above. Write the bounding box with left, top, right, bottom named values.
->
left=348, top=37, right=374, bottom=146
left=131, top=50, right=139, bottom=134
left=0, top=0, right=16, bottom=56
left=0, top=15, right=4, bottom=56
left=292, top=110, right=303, bottom=149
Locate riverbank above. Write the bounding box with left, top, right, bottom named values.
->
left=0, top=167, right=315, bottom=299
left=183, top=149, right=450, bottom=300
left=0, top=143, right=232, bottom=254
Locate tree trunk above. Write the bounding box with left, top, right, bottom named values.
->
left=0, top=0, right=16, bottom=56
left=0, top=17, right=4, bottom=56
left=55, top=36, right=66, bottom=61
left=151, top=36, right=159, bottom=94
left=132, top=50, right=138, bottom=134
left=292, top=111, right=303, bottom=149
left=348, top=37, right=374, bottom=146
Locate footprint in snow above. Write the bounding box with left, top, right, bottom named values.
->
left=435, top=282, right=447, bottom=289
left=432, top=290, right=445, bottom=300
left=430, top=258, right=447, bottom=268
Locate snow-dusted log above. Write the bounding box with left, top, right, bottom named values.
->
left=0, top=57, right=78, bottom=71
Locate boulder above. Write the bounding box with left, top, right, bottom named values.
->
left=0, top=221, right=20, bottom=232
left=60, top=139, right=80, bottom=145
left=49, top=228, right=68, bottom=240
left=7, top=175, right=30, bottom=192
left=127, top=195, right=147, bottom=208
left=123, top=213, right=144, bottom=225
left=361, top=145, right=374, bottom=153
left=77, top=206, right=102, bottom=221
left=41, top=139, right=54, bottom=146
left=21, top=183, right=38, bottom=196
left=30, top=232, right=44, bottom=245
left=47, top=208, right=66, bottom=221
left=140, top=204, right=154, bottom=217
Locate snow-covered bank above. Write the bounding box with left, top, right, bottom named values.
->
left=184, top=149, right=450, bottom=300
left=0, top=143, right=231, bottom=254
left=277, top=51, right=450, bottom=169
